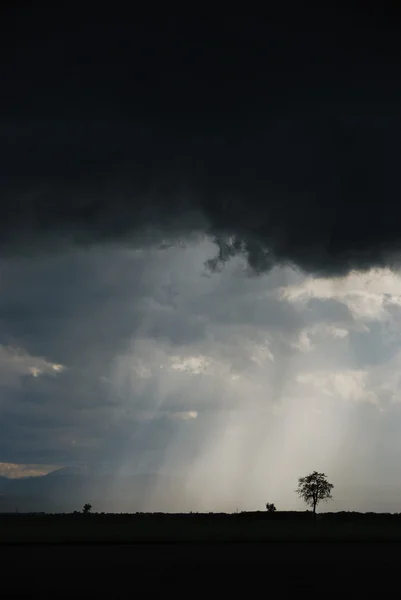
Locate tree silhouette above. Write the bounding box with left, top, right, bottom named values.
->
left=82, top=503, right=92, bottom=514
left=296, top=471, right=333, bottom=520
left=265, top=502, right=277, bottom=512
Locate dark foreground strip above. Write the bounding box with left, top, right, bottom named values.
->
left=2, top=541, right=401, bottom=594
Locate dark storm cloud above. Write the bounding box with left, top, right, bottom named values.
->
left=2, top=13, right=401, bottom=275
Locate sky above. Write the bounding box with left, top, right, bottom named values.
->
left=1, top=10, right=401, bottom=512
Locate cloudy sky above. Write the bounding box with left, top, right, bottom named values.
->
left=1, top=11, right=401, bottom=512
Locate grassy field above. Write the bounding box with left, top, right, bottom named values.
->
left=3, top=511, right=401, bottom=543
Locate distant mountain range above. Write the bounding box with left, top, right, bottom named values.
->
left=0, top=468, right=195, bottom=513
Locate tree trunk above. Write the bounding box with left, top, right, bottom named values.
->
left=313, top=501, right=317, bottom=521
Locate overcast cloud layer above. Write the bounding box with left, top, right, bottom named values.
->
left=2, top=240, right=401, bottom=511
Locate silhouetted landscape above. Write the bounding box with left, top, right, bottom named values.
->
left=0, top=468, right=399, bottom=544
left=2, top=468, right=401, bottom=543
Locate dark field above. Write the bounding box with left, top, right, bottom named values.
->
left=3, top=514, right=401, bottom=593
left=2, top=542, right=401, bottom=593
left=3, top=511, right=401, bottom=543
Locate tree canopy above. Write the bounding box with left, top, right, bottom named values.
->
left=296, top=471, right=333, bottom=518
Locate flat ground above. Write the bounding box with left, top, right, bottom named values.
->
left=3, top=513, right=401, bottom=592
left=2, top=543, right=401, bottom=593
left=4, top=512, right=401, bottom=542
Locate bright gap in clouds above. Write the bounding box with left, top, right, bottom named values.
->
left=3, top=239, right=401, bottom=511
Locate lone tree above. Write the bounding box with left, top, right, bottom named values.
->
left=265, top=502, right=277, bottom=513
left=82, top=503, right=92, bottom=514
left=296, top=471, right=333, bottom=520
